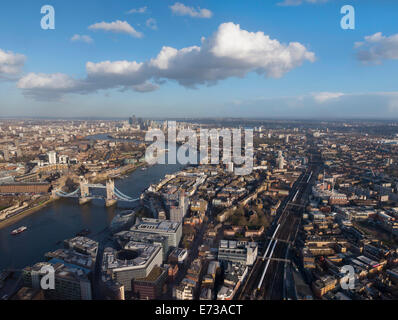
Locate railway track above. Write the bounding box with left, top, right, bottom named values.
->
left=238, top=150, right=322, bottom=300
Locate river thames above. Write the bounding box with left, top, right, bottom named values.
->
left=0, top=136, right=184, bottom=271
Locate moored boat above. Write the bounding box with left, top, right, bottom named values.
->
left=11, top=226, right=27, bottom=235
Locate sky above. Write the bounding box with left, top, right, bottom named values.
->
left=0, top=0, right=398, bottom=119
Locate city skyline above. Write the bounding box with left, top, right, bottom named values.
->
left=1, top=0, right=398, bottom=119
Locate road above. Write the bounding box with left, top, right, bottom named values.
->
left=238, top=148, right=322, bottom=300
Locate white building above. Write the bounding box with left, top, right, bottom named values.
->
left=48, top=151, right=57, bottom=165
left=131, top=218, right=182, bottom=248
left=59, top=155, right=69, bottom=164
left=218, top=240, right=258, bottom=266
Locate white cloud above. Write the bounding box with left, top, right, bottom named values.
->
left=70, top=34, right=94, bottom=44
left=17, top=22, right=315, bottom=100
left=146, top=18, right=157, bottom=30
left=277, top=0, right=329, bottom=6
left=170, top=2, right=213, bottom=19
left=88, top=20, right=143, bottom=38
left=86, top=60, right=144, bottom=76
left=355, top=32, right=398, bottom=64
left=312, top=92, right=344, bottom=103
left=0, top=49, right=26, bottom=77
left=126, top=7, right=147, bottom=14
left=17, top=73, right=84, bottom=100
left=17, top=73, right=78, bottom=90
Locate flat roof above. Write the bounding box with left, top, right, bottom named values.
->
left=131, top=218, right=181, bottom=233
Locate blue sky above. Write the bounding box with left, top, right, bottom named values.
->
left=0, top=0, right=398, bottom=119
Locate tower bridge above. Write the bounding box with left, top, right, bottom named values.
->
left=54, top=177, right=139, bottom=207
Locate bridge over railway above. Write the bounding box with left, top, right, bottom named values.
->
left=54, top=177, right=139, bottom=207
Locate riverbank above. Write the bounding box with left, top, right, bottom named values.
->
left=90, top=162, right=145, bottom=183
left=0, top=163, right=145, bottom=229
left=0, top=197, right=56, bottom=230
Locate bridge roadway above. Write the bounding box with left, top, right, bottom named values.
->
left=238, top=149, right=322, bottom=300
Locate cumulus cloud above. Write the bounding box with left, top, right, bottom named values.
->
left=312, top=92, right=344, bottom=103
left=146, top=18, right=158, bottom=30
left=355, top=32, right=398, bottom=64
left=70, top=34, right=94, bottom=44
left=277, top=0, right=329, bottom=6
left=0, top=49, right=26, bottom=78
left=16, top=73, right=86, bottom=100
left=88, top=20, right=143, bottom=38
left=126, top=7, right=147, bottom=14
left=17, top=22, right=315, bottom=100
left=17, top=73, right=78, bottom=90
left=170, top=2, right=213, bottom=18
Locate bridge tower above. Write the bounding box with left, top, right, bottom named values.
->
left=105, top=179, right=117, bottom=207
left=79, top=177, right=91, bottom=205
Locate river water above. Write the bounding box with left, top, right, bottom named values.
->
left=0, top=135, right=184, bottom=270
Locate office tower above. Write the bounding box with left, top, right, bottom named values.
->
left=131, top=218, right=182, bottom=248
left=169, top=193, right=189, bottom=223
left=277, top=151, right=284, bottom=170
left=129, top=115, right=137, bottom=126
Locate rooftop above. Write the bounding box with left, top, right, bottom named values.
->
left=131, top=217, right=181, bottom=233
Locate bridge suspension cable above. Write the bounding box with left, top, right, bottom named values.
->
left=56, top=187, right=81, bottom=198
left=114, top=187, right=139, bottom=202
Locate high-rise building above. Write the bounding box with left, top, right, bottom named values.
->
left=276, top=151, right=284, bottom=170
left=130, top=218, right=182, bottom=248
left=47, top=151, right=57, bottom=165
left=169, top=192, right=189, bottom=223
left=278, top=157, right=284, bottom=170
left=129, top=115, right=137, bottom=126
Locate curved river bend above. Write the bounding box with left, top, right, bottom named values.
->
left=0, top=136, right=184, bottom=270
